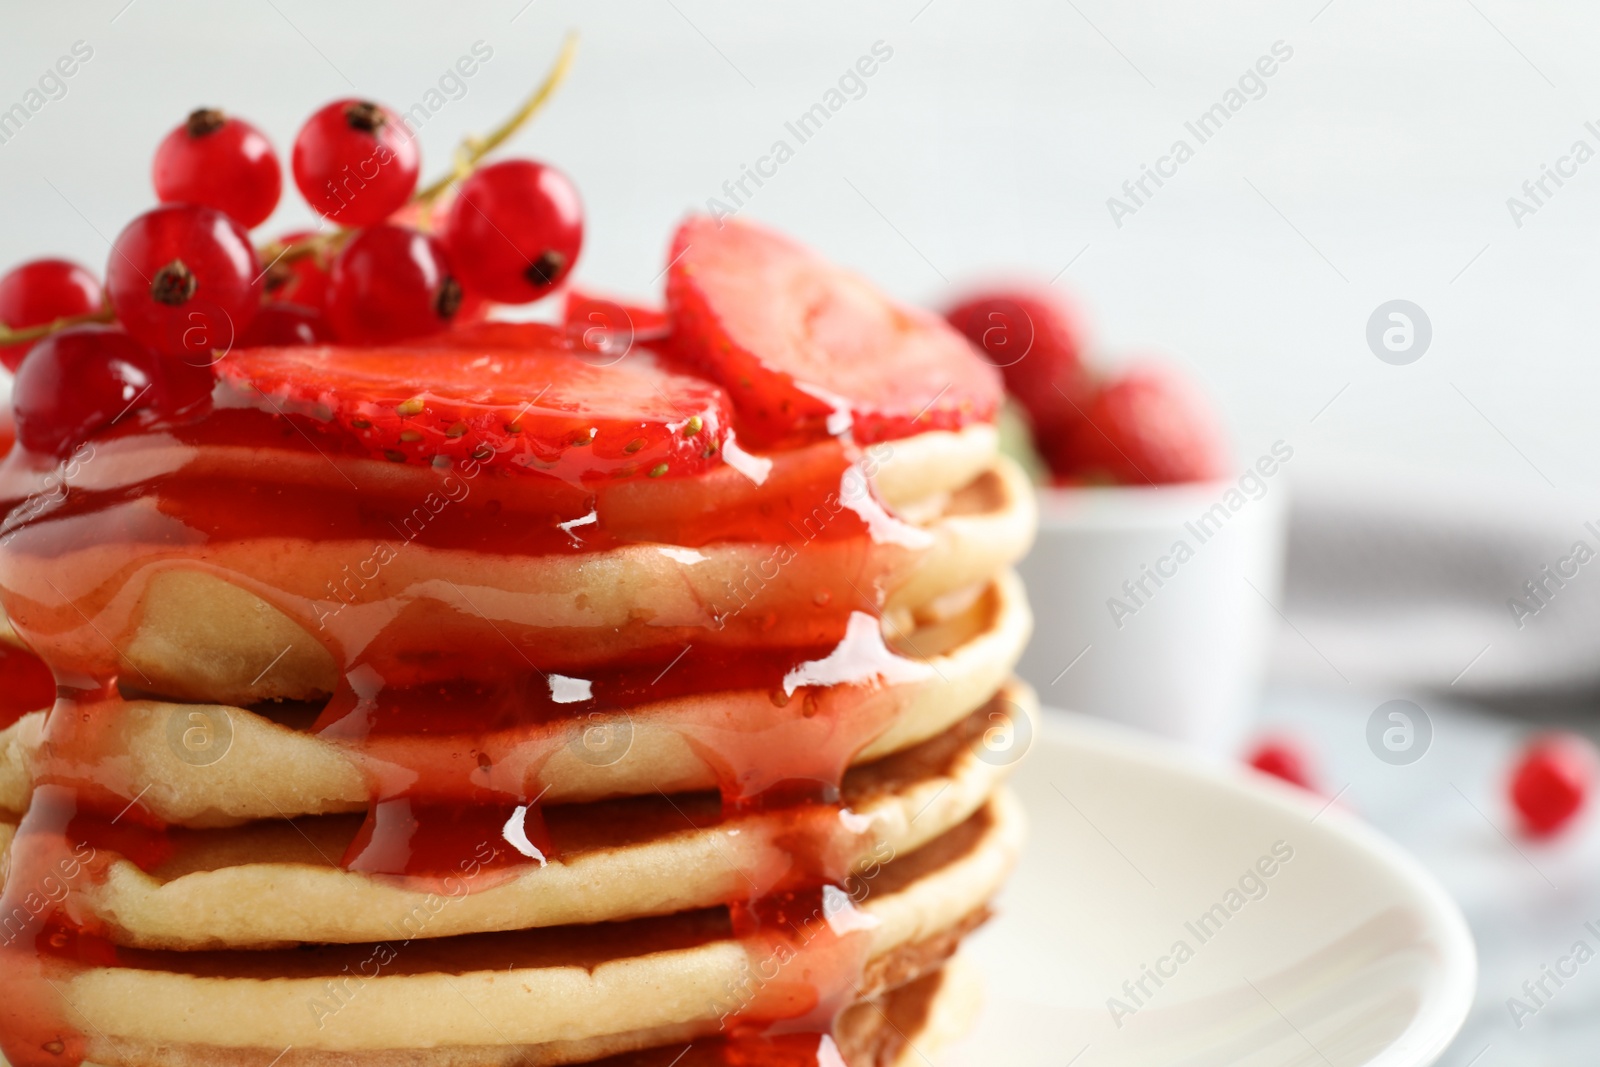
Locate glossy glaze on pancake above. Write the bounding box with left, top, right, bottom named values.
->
left=0, top=310, right=1034, bottom=1065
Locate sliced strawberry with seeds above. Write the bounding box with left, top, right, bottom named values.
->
left=666, top=216, right=1001, bottom=448
left=220, top=338, right=730, bottom=483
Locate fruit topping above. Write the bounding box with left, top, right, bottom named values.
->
left=324, top=225, right=461, bottom=345
left=12, top=324, right=214, bottom=457
left=220, top=338, right=730, bottom=479
left=262, top=231, right=331, bottom=309
left=1245, top=735, right=1319, bottom=792
left=152, top=108, right=283, bottom=228
left=567, top=290, right=669, bottom=335
left=2, top=42, right=940, bottom=490
left=945, top=283, right=1233, bottom=486
left=417, top=314, right=680, bottom=407
left=443, top=159, right=584, bottom=303
left=3, top=38, right=586, bottom=383
left=944, top=287, right=1091, bottom=440
left=292, top=99, right=420, bottom=226
left=239, top=302, right=332, bottom=347
left=666, top=216, right=1001, bottom=448
left=1041, top=365, right=1227, bottom=486
left=417, top=320, right=574, bottom=354
left=0, top=259, right=102, bottom=372
left=1510, top=732, right=1597, bottom=838
left=106, top=204, right=262, bottom=360
left=564, top=289, right=670, bottom=358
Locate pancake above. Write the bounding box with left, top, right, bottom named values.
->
left=41, top=687, right=1034, bottom=950
left=0, top=221, right=1035, bottom=1067
left=0, top=575, right=1030, bottom=826
left=0, top=725, right=28, bottom=818
left=14, top=954, right=980, bottom=1067
left=6, top=454, right=1031, bottom=710
left=0, top=793, right=1021, bottom=1060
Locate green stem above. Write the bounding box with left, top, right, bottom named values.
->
left=0, top=307, right=114, bottom=347
left=415, top=31, right=580, bottom=205
left=6, top=33, right=580, bottom=349
left=263, top=32, right=580, bottom=267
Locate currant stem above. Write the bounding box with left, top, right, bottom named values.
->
left=415, top=31, right=580, bottom=206
left=255, top=231, right=345, bottom=273
left=0, top=307, right=115, bottom=347
left=258, top=32, right=579, bottom=270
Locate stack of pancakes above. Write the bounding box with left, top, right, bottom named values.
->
left=0, top=391, right=1035, bottom=1064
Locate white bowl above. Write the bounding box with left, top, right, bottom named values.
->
left=1014, top=478, right=1288, bottom=754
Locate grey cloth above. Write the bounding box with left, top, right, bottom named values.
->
left=1274, top=470, right=1600, bottom=699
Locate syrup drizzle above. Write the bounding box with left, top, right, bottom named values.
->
left=0, top=642, right=53, bottom=730
left=0, top=394, right=941, bottom=1067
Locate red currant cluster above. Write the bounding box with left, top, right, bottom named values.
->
left=0, top=46, right=583, bottom=458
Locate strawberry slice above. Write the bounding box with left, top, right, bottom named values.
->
left=565, top=288, right=672, bottom=350
left=416, top=313, right=669, bottom=372
left=666, top=216, right=1002, bottom=448
left=220, top=335, right=730, bottom=482
left=417, top=319, right=567, bottom=351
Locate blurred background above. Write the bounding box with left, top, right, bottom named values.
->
left=6, top=1, right=1600, bottom=1062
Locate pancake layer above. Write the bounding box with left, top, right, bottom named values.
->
left=39, top=689, right=1035, bottom=950
left=0, top=572, right=1030, bottom=826
left=0, top=332, right=1034, bottom=1067
left=0, top=793, right=1019, bottom=1059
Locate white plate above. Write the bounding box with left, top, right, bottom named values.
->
left=943, top=709, right=1477, bottom=1067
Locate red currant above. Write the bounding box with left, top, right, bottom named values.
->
left=239, top=302, right=331, bottom=347
left=0, top=259, right=102, bottom=372
left=292, top=100, right=420, bottom=227
left=152, top=108, right=283, bottom=229
left=324, top=225, right=461, bottom=344
left=1246, top=736, right=1318, bottom=792
left=442, top=160, right=583, bottom=303
left=106, top=204, right=262, bottom=360
left=263, top=231, right=331, bottom=309
left=1510, top=733, right=1597, bottom=837
left=12, top=325, right=213, bottom=456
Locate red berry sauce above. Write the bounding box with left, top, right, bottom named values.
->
left=0, top=643, right=52, bottom=730
left=0, top=327, right=970, bottom=1065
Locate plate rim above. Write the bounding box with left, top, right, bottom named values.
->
left=1015, top=706, right=1479, bottom=1067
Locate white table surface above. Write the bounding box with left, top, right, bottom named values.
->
left=1251, top=685, right=1600, bottom=1066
